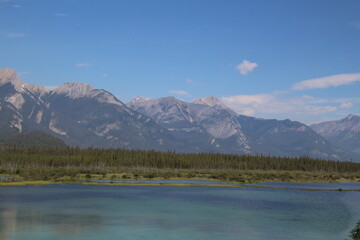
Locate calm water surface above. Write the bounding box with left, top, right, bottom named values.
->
left=0, top=182, right=359, bottom=240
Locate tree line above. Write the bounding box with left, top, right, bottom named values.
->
left=0, top=145, right=359, bottom=173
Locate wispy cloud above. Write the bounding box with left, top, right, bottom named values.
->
left=185, top=78, right=202, bottom=86
left=19, top=71, right=31, bottom=76
left=222, top=93, right=277, bottom=116
left=292, top=73, right=360, bottom=90
left=55, top=13, right=68, bottom=17
left=186, top=79, right=193, bottom=84
left=222, top=92, right=359, bottom=118
left=340, top=102, right=353, bottom=109
left=168, top=90, right=190, bottom=96
left=75, top=63, right=89, bottom=68
left=350, top=21, right=360, bottom=29
left=2, top=32, right=26, bottom=38
left=236, top=60, right=258, bottom=75
left=13, top=4, right=21, bottom=8
left=102, top=73, right=108, bottom=77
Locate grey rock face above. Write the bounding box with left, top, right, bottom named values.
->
left=311, top=114, right=360, bottom=154
left=193, top=96, right=230, bottom=110
left=0, top=68, right=23, bottom=92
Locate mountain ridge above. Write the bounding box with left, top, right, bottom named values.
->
left=0, top=67, right=358, bottom=161
left=127, top=95, right=354, bottom=160
left=311, top=114, right=360, bottom=154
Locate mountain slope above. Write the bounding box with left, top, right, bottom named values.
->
left=0, top=68, right=53, bottom=135
left=311, top=114, right=360, bottom=154
left=0, top=68, right=192, bottom=151
left=127, top=96, right=348, bottom=160
left=128, top=96, right=251, bottom=154
left=236, top=115, right=347, bottom=159
left=0, top=131, right=67, bottom=147
left=46, top=84, right=188, bottom=150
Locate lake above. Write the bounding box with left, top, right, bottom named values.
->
left=0, top=182, right=359, bottom=240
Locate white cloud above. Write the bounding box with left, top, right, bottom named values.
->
left=222, top=93, right=281, bottom=116
left=292, top=73, right=360, bottom=90
left=75, top=63, right=89, bottom=68
left=221, top=93, right=359, bottom=117
left=236, top=60, right=258, bottom=75
left=168, top=90, right=190, bottom=96
left=186, top=79, right=193, bottom=84
left=102, top=73, right=108, bottom=77
left=55, top=13, right=68, bottom=17
left=13, top=4, right=21, bottom=8
left=340, top=102, right=353, bottom=109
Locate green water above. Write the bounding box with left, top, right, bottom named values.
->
left=0, top=183, right=359, bottom=240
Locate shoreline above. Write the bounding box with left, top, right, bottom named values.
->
left=1, top=178, right=360, bottom=192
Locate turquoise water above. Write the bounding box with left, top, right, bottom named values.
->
left=0, top=183, right=360, bottom=240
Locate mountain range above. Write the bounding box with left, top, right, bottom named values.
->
left=310, top=114, right=360, bottom=155
left=0, top=67, right=358, bottom=161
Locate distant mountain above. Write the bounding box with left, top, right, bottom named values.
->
left=127, top=96, right=349, bottom=160
left=0, top=68, right=54, bottom=135
left=0, top=67, right=356, bottom=160
left=128, top=96, right=250, bottom=154
left=311, top=114, right=360, bottom=154
left=0, top=68, right=190, bottom=151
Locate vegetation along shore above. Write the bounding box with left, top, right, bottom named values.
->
left=0, top=146, right=359, bottom=187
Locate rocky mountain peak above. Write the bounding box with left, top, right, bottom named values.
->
left=159, top=96, right=182, bottom=104
left=52, top=82, right=95, bottom=99
left=344, top=114, right=360, bottom=121
left=0, top=68, right=23, bottom=92
left=25, top=84, right=49, bottom=97
left=193, top=96, right=228, bottom=109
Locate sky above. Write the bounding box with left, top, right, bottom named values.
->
left=0, top=0, right=359, bottom=124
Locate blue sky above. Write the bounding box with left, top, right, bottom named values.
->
left=1, top=0, right=359, bottom=124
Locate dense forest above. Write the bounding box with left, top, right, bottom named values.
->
left=0, top=146, right=359, bottom=183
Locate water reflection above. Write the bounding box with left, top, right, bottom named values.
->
left=0, top=206, right=106, bottom=239
left=0, top=208, right=16, bottom=240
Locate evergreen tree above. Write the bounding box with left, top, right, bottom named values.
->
left=350, top=221, right=360, bottom=240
